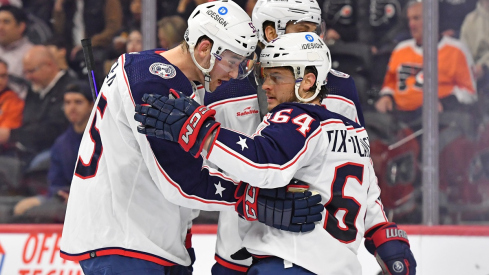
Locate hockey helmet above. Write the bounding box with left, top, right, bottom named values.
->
left=256, top=32, right=331, bottom=102
left=252, top=0, right=323, bottom=45
left=185, top=0, right=258, bottom=91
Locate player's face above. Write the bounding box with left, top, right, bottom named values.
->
left=260, top=67, right=297, bottom=111
left=209, top=50, right=256, bottom=91
left=407, top=3, right=423, bottom=44
left=0, top=63, right=8, bottom=91
left=126, top=30, right=143, bottom=53
left=285, top=21, right=318, bottom=34
left=63, top=92, right=93, bottom=126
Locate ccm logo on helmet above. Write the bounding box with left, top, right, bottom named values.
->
left=206, top=10, right=229, bottom=27
left=181, top=106, right=210, bottom=144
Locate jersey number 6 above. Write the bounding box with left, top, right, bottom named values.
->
left=324, top=163, right=364, bottom=243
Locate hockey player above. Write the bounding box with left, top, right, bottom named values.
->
left=203, top=0, right=366, bottom=273
left=135, top=32, right=416, bottom=274
left=60, top=1, right=323, bottom=274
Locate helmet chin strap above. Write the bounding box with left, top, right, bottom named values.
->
left=295, top=81, right=321, bottom=103
left=189, top=44, right=217, bottom=92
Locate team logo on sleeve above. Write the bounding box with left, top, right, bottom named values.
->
left=149, top=63, right=176, bottom=79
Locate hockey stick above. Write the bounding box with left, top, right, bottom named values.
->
left=81, top=38, right=98, bottom=100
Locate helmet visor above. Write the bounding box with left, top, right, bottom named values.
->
left=214, top=50, right=258, bottom=80
left=254, top=62, right=300, bottom=87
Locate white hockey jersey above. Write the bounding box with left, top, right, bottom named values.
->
left=60, top=51, right=244, bottom=266
left=206, top=102, right=388, bottom=274
left=206, top=70, right=367, bottom=271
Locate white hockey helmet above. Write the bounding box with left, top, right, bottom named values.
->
left=185, top=0, right=258, bottom=91
left=256, top=32, right=331, bottom=102
left=252, top=0, right=322, bottom=45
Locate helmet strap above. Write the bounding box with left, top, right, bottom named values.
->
left=189, top=43, right=216, bottom=92
left=295, top=81, right=321, bottom=103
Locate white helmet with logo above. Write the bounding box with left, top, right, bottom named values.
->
left=257, top=32, right=331, bottom=102
left=185, top=0, right=258, bottom=91
left=252, top=0, right=322, bottom=45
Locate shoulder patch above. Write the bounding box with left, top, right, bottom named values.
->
left=329, top=69, right=350, bottom=78
left=149, top=63, right=176, bottom=79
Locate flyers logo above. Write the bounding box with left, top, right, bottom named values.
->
left=398, top=64, right=422, bottom=91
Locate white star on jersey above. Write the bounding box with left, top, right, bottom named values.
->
left=214, top=181, right=226, bottom=197
left=237, top=136, right=248, bottom=151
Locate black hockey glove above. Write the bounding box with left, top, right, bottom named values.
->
left=134, top=89, right=220, bottom=158
left=365, top=222, right=416, bottom=275
left=234, top=179, right=324, bottom=233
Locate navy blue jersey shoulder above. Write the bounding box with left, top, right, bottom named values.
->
left=124, top=50, right=238, bottom=204
left=204, top=73, right=257, bottom=105
left=123, top=50, right=194, bottom=105
left=325, top=70, right=365, bottom=126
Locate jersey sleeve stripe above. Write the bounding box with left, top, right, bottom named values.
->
left=121, top=54, right=135, bottom=106
left=203, top=165, right=241, bottom=184
left=326, top=95, right=355, bottom=106
left=151, top=154, right=235, bottom=206
left=213, top=127, right=322, bottom=170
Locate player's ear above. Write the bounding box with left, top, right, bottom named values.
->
left=302, top=72, right=316, bottom=92
left=196, top=39, right=212, bottom=59
left=264, top=25, right=278, bottom=42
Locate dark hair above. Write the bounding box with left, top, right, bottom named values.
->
left=0, top=58, right=8, bottom=69
left=0, top=5, right=27, bottom=25
left=182, top=35, right=213, bottom=51
left=65, top=81, right=94, bottom=103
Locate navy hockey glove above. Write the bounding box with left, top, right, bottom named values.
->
left=234, top=179, right=324, bottom=233
left=365, top=223, right=416, bottom=275
left=135, top=89, right=220, bottom=157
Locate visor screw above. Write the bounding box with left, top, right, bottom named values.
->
left=218, top=47, right=222, bottom=50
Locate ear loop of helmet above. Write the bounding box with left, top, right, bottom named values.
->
left=188, top=43, right=217, bottom=92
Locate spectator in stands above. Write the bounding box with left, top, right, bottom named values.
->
left=0, top=59, right=24, bottom=145
left=11, top=82, right=93, bottom=223
left=52, top=0, right=122, bottom=89
left=4, top=46, right=76, bottom=165
left=126, top=29, right=142, bottom=53
left=322, top=0, right=370, bottom=44
left=0, top=5, right=33, bottom=99
left=439, top=0, right=477, bottom=38
left=374, top=0, right=477, bottom=123
left=45, top=37, right=79, bottom=80
left=157, top=15, right=187, bottom=50
left=460, top=0, right=489, bottom=92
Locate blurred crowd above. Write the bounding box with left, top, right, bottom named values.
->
left=0, top=0, right=488, bottom=225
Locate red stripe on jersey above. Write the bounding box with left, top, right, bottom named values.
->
left=60, top=248, right=177, bottom=266
left=207, top=94, right=258, bottom=109
left=321, top=120, right=344, bottom=126
left=152, top=152, right=234, bottom=206
left=204, top=165, right=240, bottom=184
left=121, top=55, right=135, bottom=105
left=213, top=128, right=321, bottom=170
left=356, top=128, right=366, bottom=133
left=214, top=254, right=249, bottom=272
left=327, top=95, right=355, bottom=106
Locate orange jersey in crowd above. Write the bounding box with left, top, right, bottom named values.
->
left=380, top=36, right=477, bottom=111
left=0, top=89, right=24, bottom=129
